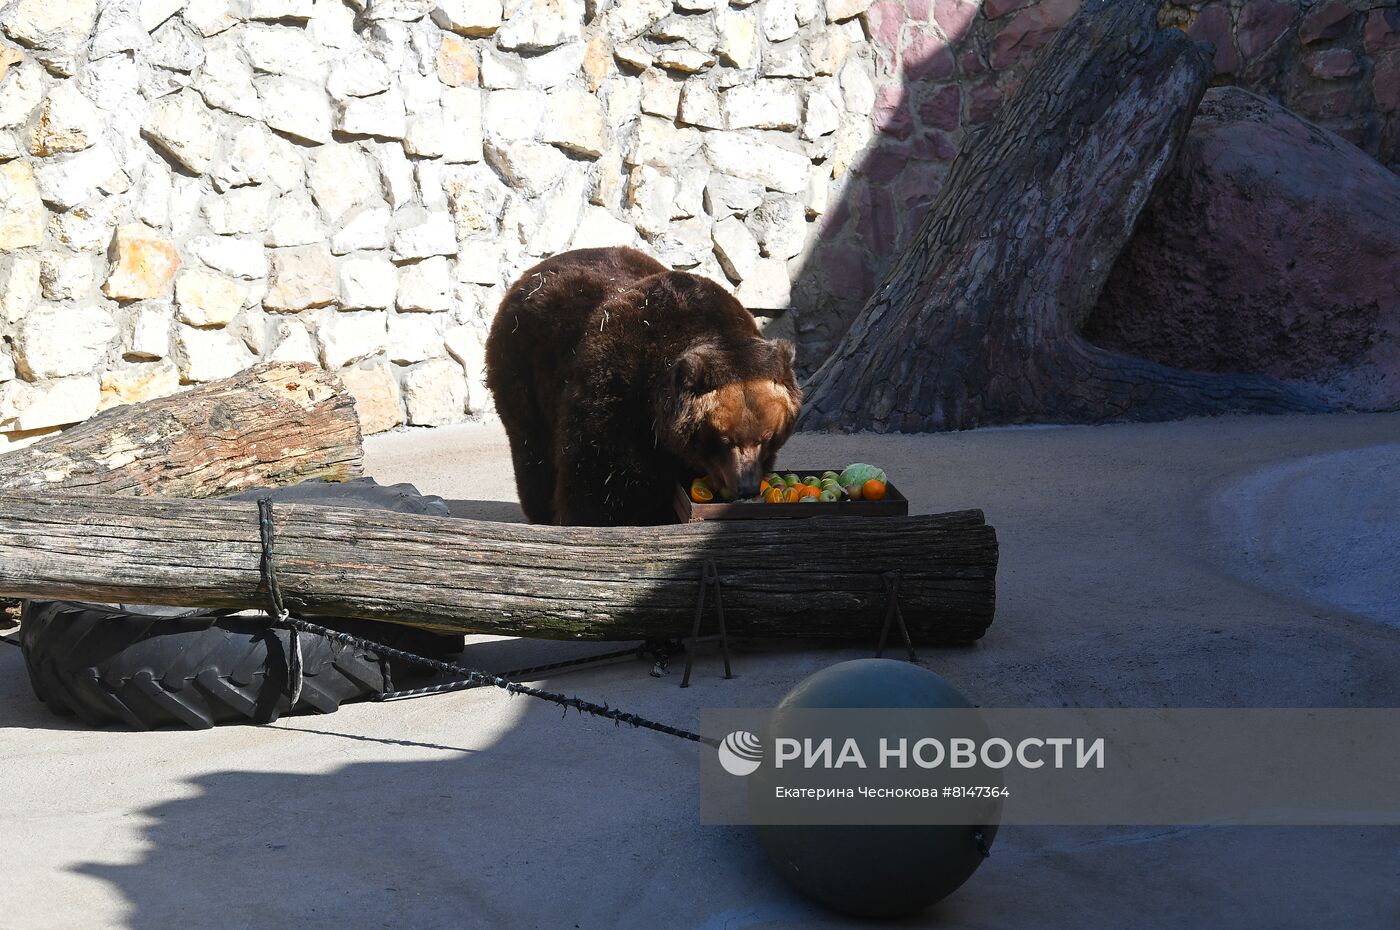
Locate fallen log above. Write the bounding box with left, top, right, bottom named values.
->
left=0, top=362, right=363, bottom=497
left=0, top=491, right=998, bottom=644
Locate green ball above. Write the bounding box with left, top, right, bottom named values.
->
left=753, top=659, right=999, bottom=918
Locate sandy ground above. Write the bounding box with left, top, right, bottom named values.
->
left=4, top=412, right=1400, bottom=929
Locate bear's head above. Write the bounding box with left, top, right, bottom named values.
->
left=655, top=336, right=802, bottom=499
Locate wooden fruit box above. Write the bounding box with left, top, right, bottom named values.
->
left=674, top=470, right=910, bottom=522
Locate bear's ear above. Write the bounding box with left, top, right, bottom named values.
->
left=770, top=338, right=796, bottom=375
left=672, top=342, right=710, bottom=394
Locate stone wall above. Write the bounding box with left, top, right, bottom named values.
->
left=0, top=0, right=1395, bottom=443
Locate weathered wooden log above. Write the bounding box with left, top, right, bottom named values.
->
left=0, top=363, right=363, bottom=497
left=0, top=491, right=998, bottom=643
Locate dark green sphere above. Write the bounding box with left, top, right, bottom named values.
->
left=753, top=659, right=999, bottom=918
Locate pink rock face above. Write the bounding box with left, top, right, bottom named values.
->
left=1306, top=48, right=1360, bottom=80
left=1084, top=88, right=1400, bottom=410
left=989, top=0, right=1081, bottom=70
left=873, top=85, right=915, bottom=139
left=1364, top=9, right=1400, bottom=55
left=1298, top=0, right=1353, bottom=45
left=933, top=0, right=979, bottom=39
left=1189, top=4, right=1240, bottom=77
left=916, top=83, right=960, bottom=131
left=1376, top=53, right=1400, bottom=112
left=1237, top=0, right=1298, bottom=61
left=911, top=130, right=958, bottom=161
left=868, top=0, right=906, bottom=52
left=902, top=28, right=955, bottom=81
left=967, top=81, right=1002, bottom=124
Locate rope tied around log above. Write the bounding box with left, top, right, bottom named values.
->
left=252, top=500, right=716, bottom=746
left=258, top=498, right=303, bottom=711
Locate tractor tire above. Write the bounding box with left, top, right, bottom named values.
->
left=18, top=478, right=462, bottom=730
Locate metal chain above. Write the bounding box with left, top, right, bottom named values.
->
left=287, top=615, right=720, bottom=747
left=378, top=644, right=652, bottom=701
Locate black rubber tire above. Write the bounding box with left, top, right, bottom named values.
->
left=18, top=478, right=462, bottom=730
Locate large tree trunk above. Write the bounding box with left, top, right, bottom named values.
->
left=0, top=491, right=998, bottom=644
left=798, top=0, right=1337, bottom=433
left=0, top=363, right=363, bottom=497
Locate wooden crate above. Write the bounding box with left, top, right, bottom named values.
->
left=675, top=470, right=909, bottom=522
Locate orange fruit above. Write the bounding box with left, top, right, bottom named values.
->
left=763, top=486, right=785, bottom=504
left=801, top=484, right=820, bottom=498
left=783, top=486, right=803, bottom=503
left=690, top=479, right=714, bottom=503
left=759, top=479, right=770, bottom=495
left=861, top=478, right=886, bottom=501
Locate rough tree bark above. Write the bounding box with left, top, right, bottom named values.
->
left=0, top=363, right=363, bottom=497
left=0, top=492, right=998, bottom=644
left=798, top=0, right=1337, bottom=433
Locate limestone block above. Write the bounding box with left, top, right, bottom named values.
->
left=711, top=214, right=759, bottom=281
left=335, top=89, right=408, bottom=139
left=264, top=244, right=338, bottom=311
left=29, top=82, right=102, bottom=156
left=256, top=76, right=333, bottom=144
left=127, top=303, right=171, bottom=359
left=0, top=160, right=45, bottom=250
left=725, top=82, right=801, bottom=129
left=484, top=139, right=566, bottom=197
left=103, top=224, right=180, bottom=300
left=38, top=250, right=96, bottom=300
left=98, top=360, right=180, bottom=410
left=541, top=88, right=606, bottom=157
left=496, top=0, right=582, bottom=52
left=337, top=357, right=403, bottom=432
left=704, top=133, right=809, bottom=194
left=315, top=309, right=386, bottom=367
left=387, top=308, right=446, bottom=361
left=33, top=145, right=124, bottom=210
left=175, top=268, right=249, bottom=324
left=0, top=0, right=100, bottom=75
left=339, top=254, right=397, bottom=308
left=734, top=255, right=791, bottom=309
left=186, top=234, right=267, bottom=279
left=332, top=205, right=392, bottom=254
left=396, top=255, right=451, bottom=311
left=202, top=185, right=273, bottom=235
left=15, top=303, right=117, bottom=378
left=431, top=0, right=502, bottom=35
left=175, top=322, right=253, bottom=381
left=142, top=91, right=218, bottom=173
left=9, top=375, right=99, bottom=430
left=402, top=356, right=467, bottom=424
left=747, top=195, right=807, bottom=258
left=308, top=145, right=381, bottom=222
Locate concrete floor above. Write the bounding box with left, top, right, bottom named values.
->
left=4, top=413, right=1400, bottom=929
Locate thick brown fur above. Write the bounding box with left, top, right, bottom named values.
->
left=486, top=247, right=802, bottom=526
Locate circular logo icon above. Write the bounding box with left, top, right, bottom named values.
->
left=718, top=730, right=764, bottom=776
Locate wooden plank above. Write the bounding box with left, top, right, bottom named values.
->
left=0, top=490, right=998, bottom=644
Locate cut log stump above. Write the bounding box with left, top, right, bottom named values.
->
left=0, top=362, right=363, bottom=498
left=0, top=492, right=998, bottom=644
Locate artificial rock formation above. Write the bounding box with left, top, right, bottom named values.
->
left=1085, top=87, right=1400, bottom=411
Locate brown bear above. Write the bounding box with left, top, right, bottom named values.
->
left=486, top=247, right=802, bottom=526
